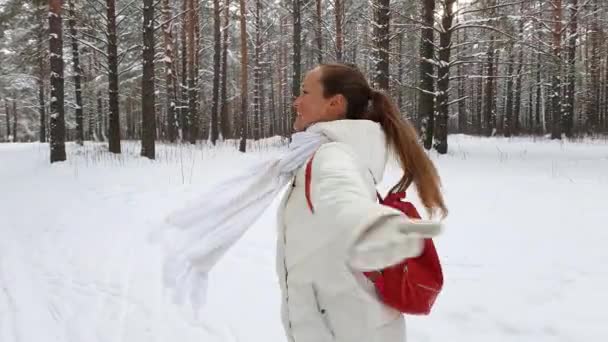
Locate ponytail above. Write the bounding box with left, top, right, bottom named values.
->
left=370, top=90, right=447, bottom=218
left=317, top=63, right=447, bottom=218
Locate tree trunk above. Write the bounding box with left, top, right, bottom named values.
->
left=211, top=0, right=221, bottom=144
left=372, top=0, right=389, bottom=90
left=315, top=0, right=323, bottom=63
left=484, top=38, right=496, bottom=136
left=253, top=0, right=261, bottom=140
left=12, top=100, right=17, bottom=142
left=397, top=31, right=403, bottom=111
left=220, top=0, right=231, bottom=140
left=278, top=17, right=286, bottom=136
left=535, top=49, right=542, bottom=134
left=86, top=53, right=95, bottom=140
left=126, top=94, right=133, bottom=139
left=193, top=0, right=203, bottom=140
left=513, top=13, right=524, bottom=136
left=141, top=0, right=156, bottom=159
left=38, top=63, right=46, bottom=143
left=49, top=0, right=66, bottom=162
left=475, top=62, right=483, bottom=134
left=106, top=0, right=121, bottom=152
left=586, top=0, right=600, bottom=134
left=4, top=99, right=10, bottom=141
left=292, top=0, right=301, bottom=136
left=457, top=29, right=466, bottom=133
left=550, top=0, right=563, bottom=139
left=260, top=64, right=266, bottom=138
left=335, top=0, right=343, bottom=61
left=35, top=5, right=47, bottom=144
left=419, top=0, right=435, bottom=149
left=68, top=0, right=83, bottom=145
left=238, top=0, right=249, bottom=152
left=269, top=62, right=276, bottom=136
left=504, top=43, right=515, bottom=137
left=187, top=0, right=199, bottom=144
left=180, top=0, right=189, bottom=141
left=562, top=0, right=578, bottom=137
left=96, top=91, right=104, bottom=141
left=604, top=41, right=608, bottom=133
left=433, top=0, right=455, bottom=154
left=162, top=0, right=178, bottom=143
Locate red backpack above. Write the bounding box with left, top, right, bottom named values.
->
left=304, top=154, right=443, bottom=315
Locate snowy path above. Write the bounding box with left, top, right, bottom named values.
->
left=1, top=136, right=607, bottom=342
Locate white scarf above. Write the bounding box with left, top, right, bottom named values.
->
left=160, top=128, right=330, bottom=315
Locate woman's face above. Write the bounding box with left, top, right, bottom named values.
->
left=293, top=67, right=346, bottom=131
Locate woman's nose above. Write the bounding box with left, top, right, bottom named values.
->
left=293, top=96, right=300, bottom=110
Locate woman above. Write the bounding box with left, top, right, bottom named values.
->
left=275, top=63, right=447, bottom=342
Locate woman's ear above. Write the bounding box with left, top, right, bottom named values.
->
left=329, top=94, right=347, bottom=116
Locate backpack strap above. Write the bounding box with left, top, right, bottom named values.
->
left=304, top=152, right=316, bottom=213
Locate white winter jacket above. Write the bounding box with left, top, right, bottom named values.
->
left=275, top=119, right=442, bottom=342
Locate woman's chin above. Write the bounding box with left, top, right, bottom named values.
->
left=293, top=117, right=308, bottom=131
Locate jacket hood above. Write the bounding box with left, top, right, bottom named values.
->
left=308, top=119, right=388, bottom=183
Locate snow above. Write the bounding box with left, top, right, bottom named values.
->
left=1, top=136, right=607, bottom=342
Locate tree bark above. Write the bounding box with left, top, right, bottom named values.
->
left=219, top=0, right=231, bottom=139
left=96, top=90, right=104, bottom=141
left=563, top=0, right=578, bottom=137
left=335, top=0, right=343, bottom=61
left=484, top=38, right=496, bottom=136
left=291, top=0, right=301, bottom=137
left=238, top=0, right=249, bottom=151
left=141, top=0, right=156, bottom=159
left=49, top=0, right=66, bottom=162
left=35, top=5, right=47, bottom=143
left=550, top=0, right=563, bottom=139
left=535, top=47, right=542, bottom=134
left=253, top=0, right=261, bottom=140
left=211, top=0, right=221, bottom=144
left=457, top=28, right=466, bottom=133
left=315, top=0, right=323, bottom=63
left=586, top=0, right=600, bottom=134
left=419, top=0, right=435, bottom=149
left=269, top=61, right=276, bottom=136
left=513, top=13, right=524, bottom=136
left=180, top=0, right=189, bottom=141
left=372, top=0, right=389, bottom=90
left=12, top=100, right=17, bottom=142
left=106, top=0, right=121, bottom=152
left=4, top=99, right=10, bottom=141
left=475, top=62, right=483, bottom=134
left=68, top=0, right=83, bottom=145
left=38, top=61, right=46, bottom=143
left=162, top=0, right=178, bottom=142
left=434, top=0, right=455, bottom=154
left=397, top=31, right=404, bottom=111
left=126, top=94, right=133, bottom=139
left=187, top=0, right=199, bottom=144
left=504, top=42, right=515, bottom=137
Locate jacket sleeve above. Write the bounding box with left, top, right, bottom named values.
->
left=310, top=142, right=442, bottom=272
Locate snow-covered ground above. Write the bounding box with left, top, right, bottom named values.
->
left=1, top=135, right=607, bottom=342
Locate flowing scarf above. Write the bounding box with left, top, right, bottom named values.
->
left=160, top=127, right=329, bottom=314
